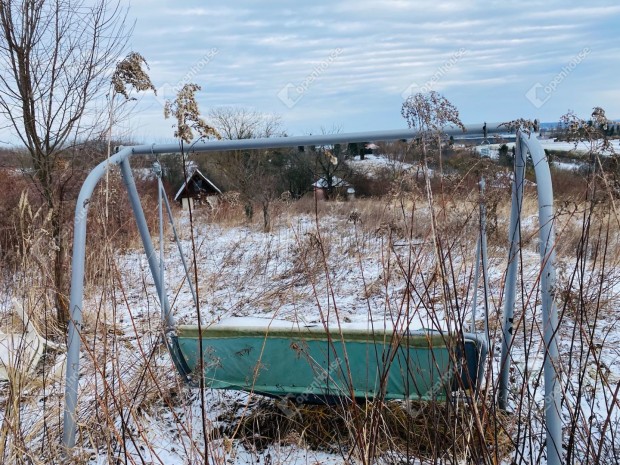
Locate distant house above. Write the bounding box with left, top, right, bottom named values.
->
left=174, top=169, right=222, bottom=210
left=312, top=176, right=354, bottom=200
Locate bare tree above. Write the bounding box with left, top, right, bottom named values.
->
left=209, top=106, right=284, bottom=140
left=308, top=126, right=352, bottom=200
left=0, top=0, right=130, bottom=327
left=208, top=107, right=286, bottom=230
left=311, top=145, right=349, bottom=199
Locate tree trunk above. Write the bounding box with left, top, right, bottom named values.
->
left=244, top=202, right=254, bottom=220
left=0, top=0, right=129, bottom=330
left=262, top=201, right=270, bottom=232
left=52, top=205, right=70, bottom=330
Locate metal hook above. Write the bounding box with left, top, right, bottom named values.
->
left=151, top=144, right=162, bottom=178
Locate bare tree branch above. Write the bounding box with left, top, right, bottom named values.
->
left=0, top=0, right=130, bottom=327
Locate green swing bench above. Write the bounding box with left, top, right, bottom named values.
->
left=173, top=318, right=487, bottom=402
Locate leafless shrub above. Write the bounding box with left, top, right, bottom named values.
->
left=222, top=399, right=514, bottom=463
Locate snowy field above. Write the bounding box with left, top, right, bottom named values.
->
left=1, top=154, right=620, bottom=463
left=95, top=204, right=620, bottom=464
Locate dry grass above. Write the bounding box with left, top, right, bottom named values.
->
left=1, top=159, right=620, bottom=464
left=221, top=398, right=515, bottom=463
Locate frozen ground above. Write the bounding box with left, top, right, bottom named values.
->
left=2, top=157, right=620, bottom=463
left=69, top=203, right=620, bottom=462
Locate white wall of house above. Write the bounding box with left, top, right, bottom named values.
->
left=181, top=197, right=194, bottom=210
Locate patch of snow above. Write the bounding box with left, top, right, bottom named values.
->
left=312, top=176, right=350, bottom=188
left=348, top=153, right=414, bottom=175
left=538, top=137, right=620, bottom=155
left=552, top=160, right=581, bottom=171
left=199, top=315, right=448, bottom=333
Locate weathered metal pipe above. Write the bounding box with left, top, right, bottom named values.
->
left=498, top=132, right=561, bottom=465
left=499, top=136, right=526, bottom=409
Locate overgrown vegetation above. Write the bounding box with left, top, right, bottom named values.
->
left=2, top=139, right=620, bottom=462
left=0, top=25, right=619, bottom=462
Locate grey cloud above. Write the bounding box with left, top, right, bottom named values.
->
left=123, top=0, right=619, bottom=137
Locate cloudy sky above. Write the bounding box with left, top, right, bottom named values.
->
left=117, top=0, right=619, bottom=140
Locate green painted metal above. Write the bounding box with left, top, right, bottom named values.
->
left=176, top=323, right=474, bottom=401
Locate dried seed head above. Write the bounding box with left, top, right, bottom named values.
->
left=499, top=118, right=536, bottom=135
left=164, top=83, right=221, bottom=143
left=401, top=91, right=465, bottom=139
left=111, top=52, right=156, bottom=100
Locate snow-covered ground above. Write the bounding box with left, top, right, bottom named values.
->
left=98, top=206, right=620, bottom=464
left=93, top=210, right=502, bottom=463
left=2, top=152, right=620, bottom=463
left=474, top=142, right=515, bottom=159
left=348, top=153, right=415, bottom=175
left=538, top=137, right=620, bottom=155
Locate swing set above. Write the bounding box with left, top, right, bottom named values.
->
left=60, top=124, right=562, bottom=465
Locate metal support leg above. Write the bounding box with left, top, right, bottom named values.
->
left=499, top=136, right=526, bottom=409
left=520, top=133, right=562, bottom=465
left=62, top=204, right=88, bottom=449
left=120, top=159, right=174, bottom=330
left=160, top=180, right=200, bottom=318
left=471, top=177, right=491, bottom=346
left=498, top=133, right=562, bottom=465
left=471, top=236, right=481, bottom=333
left=119, top=159, right=191, bottom=380
left=63, top=148, right=135, bottom=449
left=479, top=177, right=491, bottom=347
